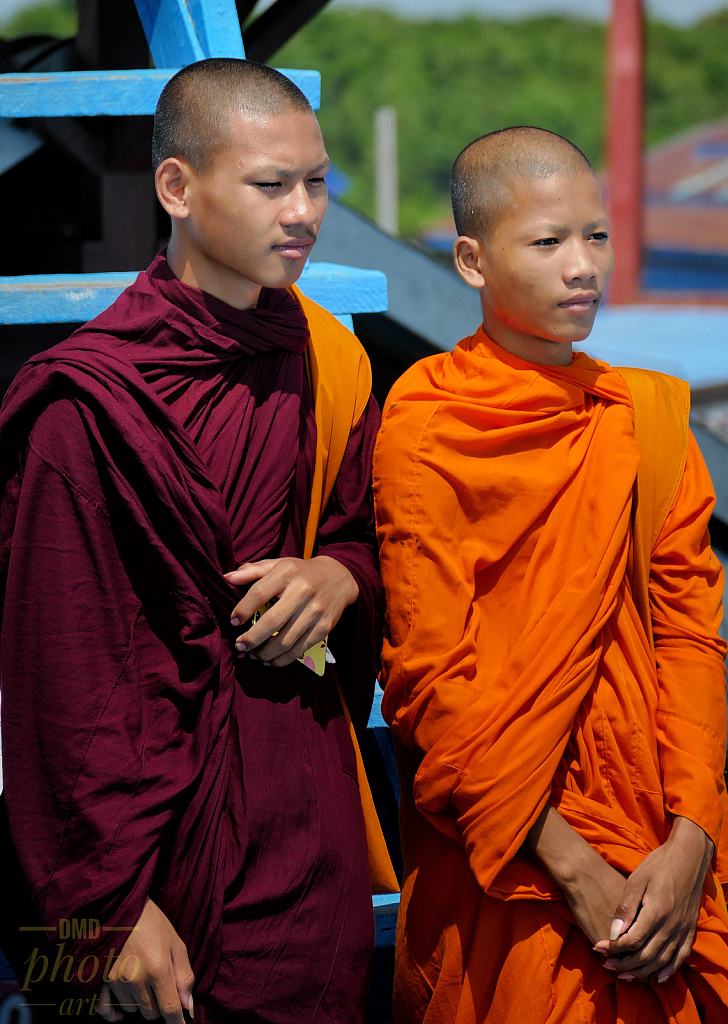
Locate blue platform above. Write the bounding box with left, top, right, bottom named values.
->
left=0, top=263, right=387, bottom=325
left=583, top=305, right=728, bottom=391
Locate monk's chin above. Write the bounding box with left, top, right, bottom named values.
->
left=532, top=326, right=593, bottom=345
left=256, top=261, right=308, bottom=291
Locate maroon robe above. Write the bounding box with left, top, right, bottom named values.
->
left=0, top=253, right=381, bottom=1023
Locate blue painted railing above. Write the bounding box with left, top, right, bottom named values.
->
left=0, top=68, right=321, bottom=118
left=134, top=0, right=245, bottom=67
left=0, top=263, right=387, bottom=325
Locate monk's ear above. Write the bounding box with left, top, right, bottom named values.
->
left=155, top=156, right=194, bottom=220
left=453, top=235, right=487, bottom=291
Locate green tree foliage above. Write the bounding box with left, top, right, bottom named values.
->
left=3, top=2, right=727, bottom=237
left=276, top=8, right=728, bottom=236
left=0, top=0, right=76, bottom=39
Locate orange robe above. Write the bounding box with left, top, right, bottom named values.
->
left=373, top=327, right=728, bottom=1024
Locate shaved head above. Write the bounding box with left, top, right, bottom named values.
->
left=152, top=58, right=314, bottom=174
left=451, top=126, right=594, bottom=242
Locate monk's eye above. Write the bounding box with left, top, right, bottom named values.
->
left=255, top=182, right=282, bottom=190
left=308, top=177, right=327, bottom=187
left=589, top=231, right=609, bottom=241
left=532, top=237, right=560, bottom=246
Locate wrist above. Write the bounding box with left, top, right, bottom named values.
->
left=668, top=815, right=714, bottom=868
left=315, top=555, right=360, bottom=605
left=526, top=805, right=600, bottom=891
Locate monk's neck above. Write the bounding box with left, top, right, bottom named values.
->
left=166, top=234, right=262, bottom=311
left=482, top=313, right=573, bottom=367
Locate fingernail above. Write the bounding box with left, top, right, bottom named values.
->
left=657, top=971, right=669, bottom=984
left=188, top=993, right=194, bottom=1019
left=236, top=642, right=247, bottom=652
left=618, top=974, right=634, bottom=982
left=602, top=963, right=617, bottom=971
left=262, top=661, right=271, bottom=667
left=609, top=919, right=624, bottom=941
left=231, top=617, right=240, bottom=627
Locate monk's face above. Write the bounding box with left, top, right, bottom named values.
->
left=454, top=171, right=613, bottom=365
left=159, top=109, right=329, bottom=306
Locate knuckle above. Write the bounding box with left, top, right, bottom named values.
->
left=147, top=954, right=166, bottom=976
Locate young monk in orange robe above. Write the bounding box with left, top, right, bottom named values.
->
left=373, top=127, right=728, bottom=1023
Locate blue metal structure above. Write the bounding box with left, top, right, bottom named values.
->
left=0, top=262, right=386, bottom=324
left=0, top=0, right=385, bottom=324
left=0, top=68, right=321, bottom=117
left=0, top=0, right=396, bottom=957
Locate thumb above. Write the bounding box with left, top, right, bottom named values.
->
left=609, top=873, right=647, bottom=942
left=171, top=944, right=195, bottom=1020
left=224, top=559, right=276, bottom=584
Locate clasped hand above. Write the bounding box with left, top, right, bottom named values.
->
left=225, top=555, right=359, bottom=668
left=529, top=808, right=712, bottom=986
left=591, top=816, right=713, bottom=984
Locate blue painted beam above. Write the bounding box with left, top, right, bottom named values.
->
left=133, top=0, right=205, bottom=68
left=299, top=262, right=387, bottom=315
left=367, top=683, right=387, bottom=729
left=0, top=273, right=137, bottom=325
left=373, top=893, right=400, bottom=947
left=0, top=68, right=320, bottom=118
left=187, top=0, right=246, bottom=59
left=0, top=264, right=387, bottom=325
left=0, top=70, right=174, bottom=118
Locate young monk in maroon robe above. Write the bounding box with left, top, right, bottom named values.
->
left=374, top=128, right=728, bottom=1023
left=0, top=59, right=386, bottom=1024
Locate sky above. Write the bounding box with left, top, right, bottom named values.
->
left=0, top=0, right=725, bottom=26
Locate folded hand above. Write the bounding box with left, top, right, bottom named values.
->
left=594, top=816, right=713, bottom=984
left=526, top=804, right=627, bottom=945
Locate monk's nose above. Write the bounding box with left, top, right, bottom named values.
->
left=564, top=242, right=599, bottom=284
left=284, top=184, right=319, bottom=227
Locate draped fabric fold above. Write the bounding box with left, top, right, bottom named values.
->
left=373, top=326, right=728, bottom=1022
left=0, top=253, right=382, bottom=1022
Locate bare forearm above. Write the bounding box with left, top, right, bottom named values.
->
left=525, top=804, right=602, bottom=889
left=525, top=804, right=628, bottom=945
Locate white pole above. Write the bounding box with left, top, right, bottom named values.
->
left=375, top=106, right=398, bottom=236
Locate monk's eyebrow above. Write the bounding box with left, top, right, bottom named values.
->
left=255, top=160, right=330, bottom=178
left=531, top=219, right=607, bottom=235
